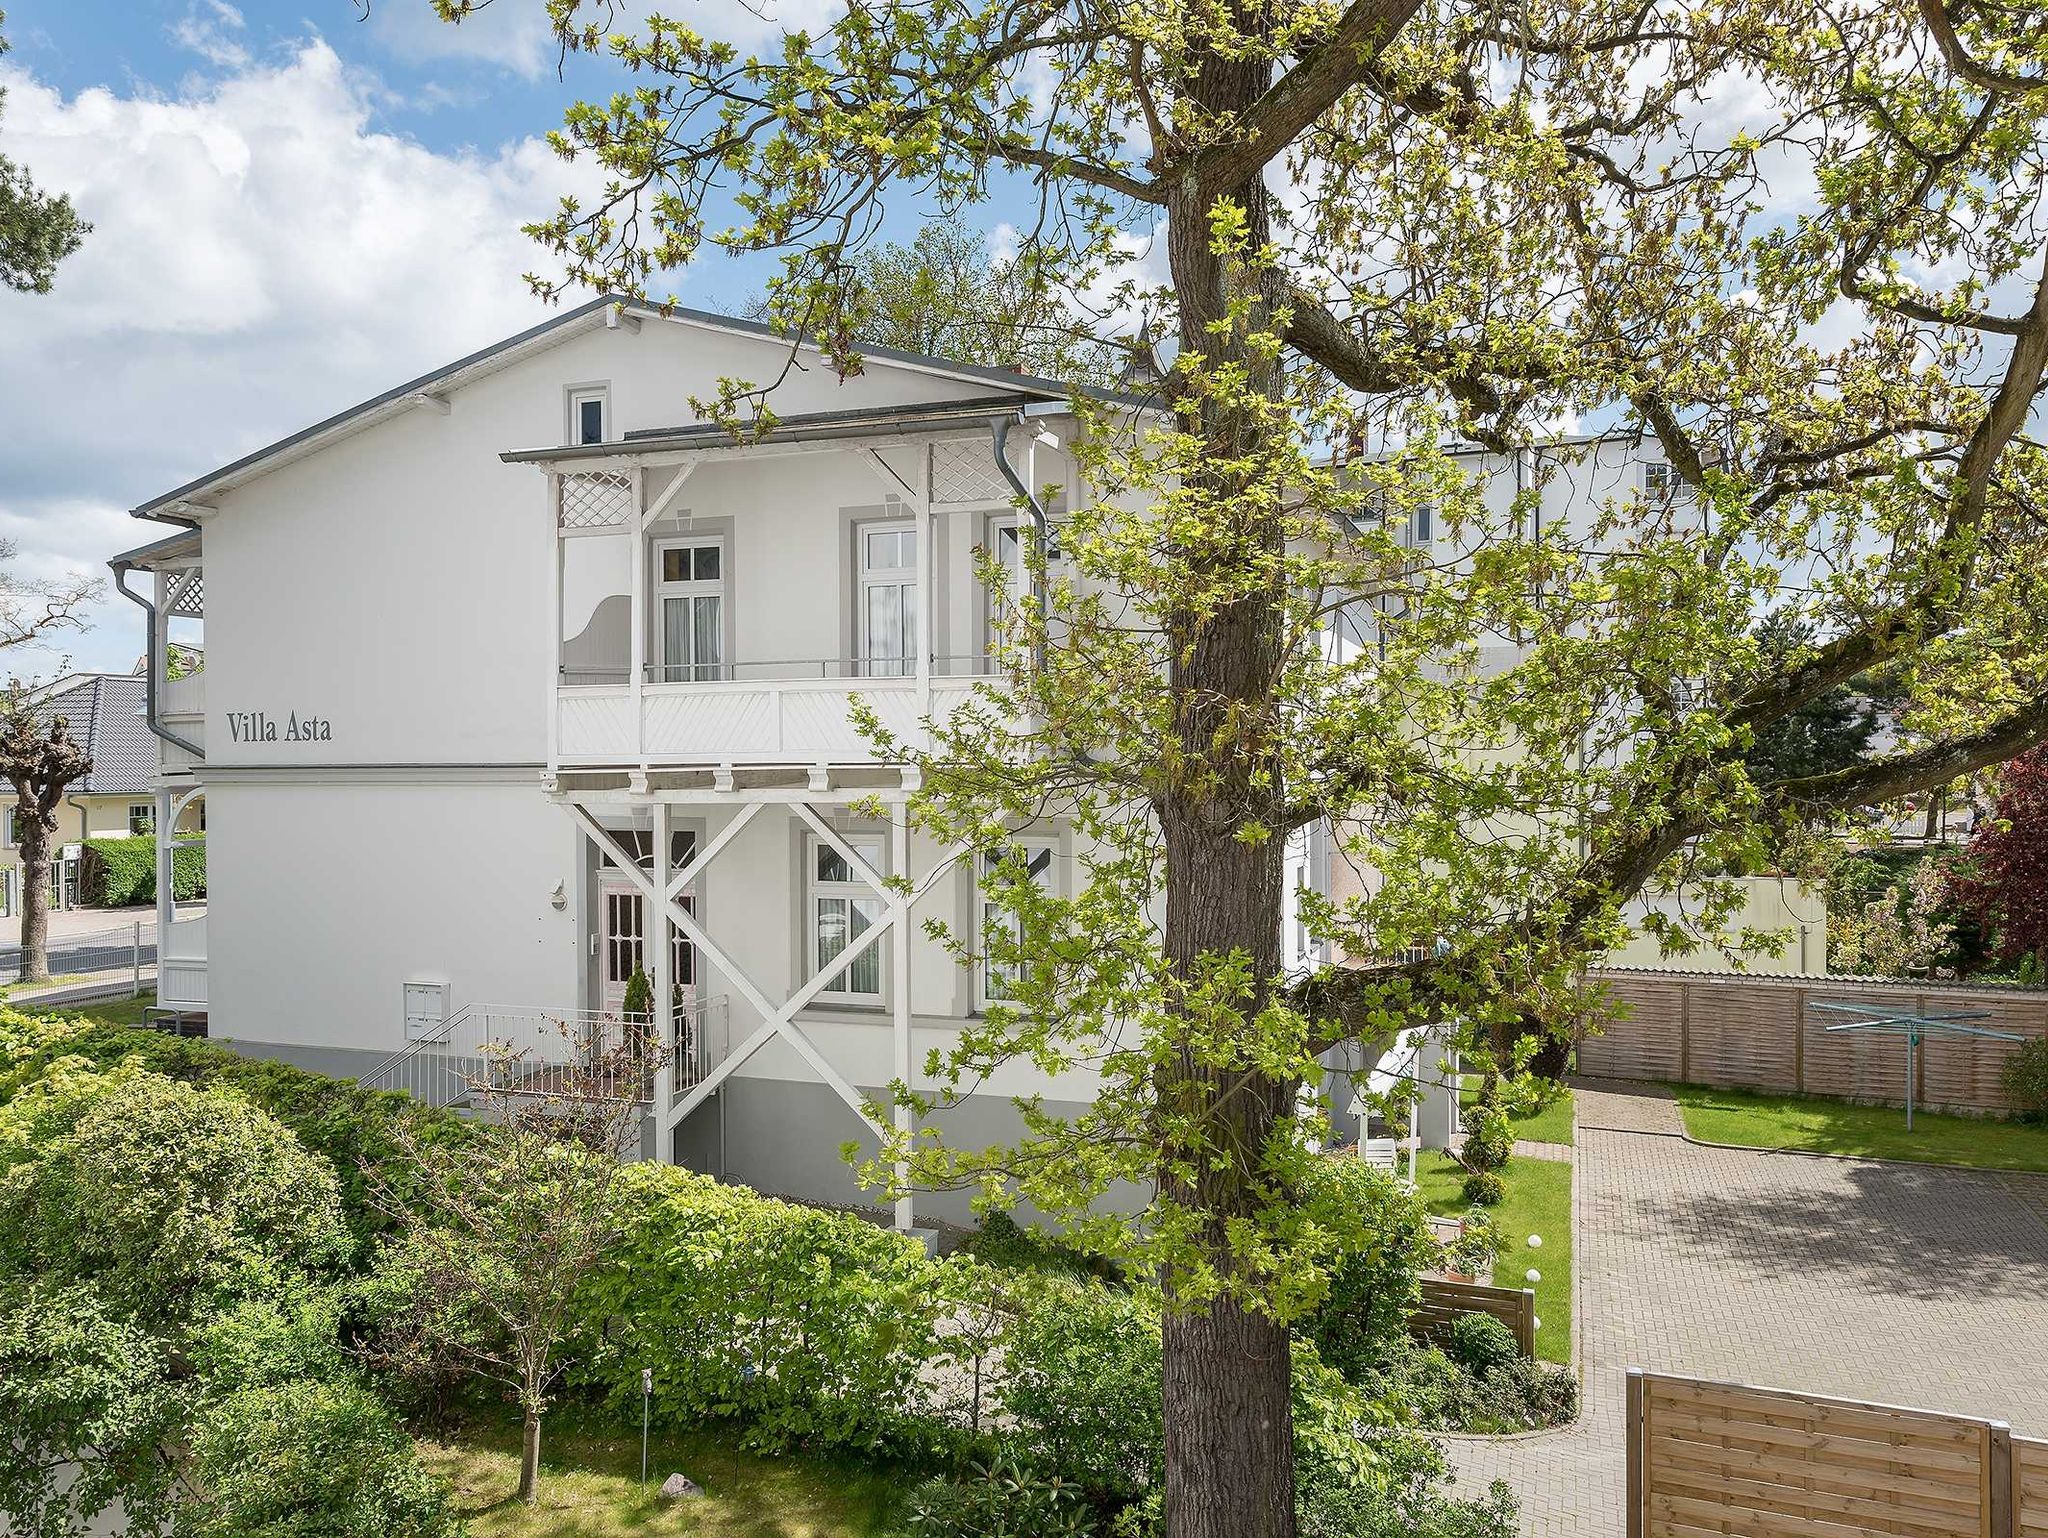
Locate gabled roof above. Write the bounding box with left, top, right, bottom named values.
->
left=27, top=674, right=156, bottom=796
left=128, top=299, right=1133, bottom=525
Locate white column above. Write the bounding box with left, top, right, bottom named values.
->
left=891, top=800, right=914, bottom=1231
left=628, top=467, right=647, bottom=769
left=651, top=799, right=674, bottom=1163
left=545, top=474, right=563, bottom=778
left=915, top=446, right=933, bottom=716
left=154, top=785, right=174, bottom=957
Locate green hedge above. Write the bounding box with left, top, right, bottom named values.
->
left=568, top=1163, right=966, bottom=1460
left=79, top=836, right=205, bottom=907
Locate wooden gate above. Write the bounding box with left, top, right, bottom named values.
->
left=1625, top=1369, right=2046, bottom=1537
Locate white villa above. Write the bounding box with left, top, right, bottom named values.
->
left=109, top=299, right=1814, bottom=1226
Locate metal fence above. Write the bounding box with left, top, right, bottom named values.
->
left=0, top=920, right=153, bottom=991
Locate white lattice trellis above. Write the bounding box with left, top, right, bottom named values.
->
left=559, top=471, right=634, bottom=531
left=928, top=440, right=1011, bottom=506
left=166, top=571, right=205, bottom=619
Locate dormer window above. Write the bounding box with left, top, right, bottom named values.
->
left=568, top=386, right=610, bottom=446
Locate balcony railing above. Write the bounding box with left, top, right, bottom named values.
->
left=358, top=997, right=731, bottom=1110
left=554, top=656, right=1006, bottom=766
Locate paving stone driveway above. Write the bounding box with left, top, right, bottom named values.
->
left=1445, top=1080, right=2048, bottom=1535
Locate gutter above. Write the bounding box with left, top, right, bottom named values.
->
left=110, top=561, right=204, bottom=761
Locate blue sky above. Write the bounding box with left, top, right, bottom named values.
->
left=0, top=0, right=983, bottom=678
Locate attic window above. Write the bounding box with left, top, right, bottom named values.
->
left=569, top=386, right=610, bottom=446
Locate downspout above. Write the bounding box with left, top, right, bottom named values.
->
left=990, top=403, right=1066, bottom=674
left=111, top=561, right=204, bottom=760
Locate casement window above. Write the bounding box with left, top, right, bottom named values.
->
left=568, top=386, right=610, bottom=446
left=656, top=539, right=724, bottom=682
left=1643, top=461, right=1684, bottom=501
left=129, top=803, right=155, bottom=837
left=1408, top=503, right=1433, bottom=549
left=858, top=521, right=918, bottom=677
left=978, top=837, right=1057, bottom=1006
left=809, top=835, right=885, bottom=1001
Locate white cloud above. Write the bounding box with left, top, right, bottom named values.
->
left=358, top=1, right=562, bottom=81
left=0, top=39, right=595, bottom=677
left=168, top=0, right=250, bottom=69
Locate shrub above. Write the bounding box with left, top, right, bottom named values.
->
left=1000, top=1282, right=1164, bottom=1500
left=1297, top=1444, right=1518, bottom=1538
left=568, top=1162, right=958, bottom=1459
left=2002, top=1038, right=2048, bottom=1124
left=0, top=1011, right=469, bottom=1260
left=1355, top=1337, right=1576, bottom=1435
left=0, top=1065, right=351, bottom=1338
left=901, top=1455, right=1093, bottom=1538
left=1447, top=1313, right=1518, bottom=1375
left=1298, top=1158, right=1438, bottom=1381
left=185, top=1377, right=459, bottom=1538
left=78, top=835, right=205, bottom=907
left=1461, top=1170, right=1505, bottom=1206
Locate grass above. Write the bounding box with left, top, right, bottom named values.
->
left=0, top=973, right=92, bottom=999
left=12, top=990, right=159, bottom=1027
left=416, top=1407, right=903, bottom=1538
left=1460, top=1074, right=1575, bottom=1146
left=1669, top=1083, right=2048, bottom=1174
left=1417, top=1149, right=1573, bottom=1365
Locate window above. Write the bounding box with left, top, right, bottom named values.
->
left=656, top=540, right=724, bottom=681
left=809, top=835, right=884, bottom=1000
left=979, top=837, right=1057, bottom=1005
left=858, top=522, right=918, bottom=677
left=1410, top=503, right=1433, bottom=548
left=129, top=803, right=155, bottom=837
left=1643, top=461, right=1683, bottom=501
left=568, top=386, right=609, bottom=446
left=1, top=809, right=15, bottom=847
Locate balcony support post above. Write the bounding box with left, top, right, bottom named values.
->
left=629, top=466, right=647, bottom=768
left=890, top=799, right=914, bottom=1232
left=915, top=445, right=933, bottom=716
left=545, top=473, right=563, bottom=779
left=651, top=799, right=675, bottom=1163
left=155, top=784, right=175, bottom=953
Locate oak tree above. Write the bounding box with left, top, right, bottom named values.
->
left=463, top=0, right=2048, bottom=1531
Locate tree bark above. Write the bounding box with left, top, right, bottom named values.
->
left=18, top=813, right=51, bottom=984
left=517, top=1404, right=542, bottom=1504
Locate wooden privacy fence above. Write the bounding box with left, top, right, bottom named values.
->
left=1627, top=1369, right=2048, bottom=1538
left=1410, top=1275, right=1536, bottom=1358
left=1580, top=969, right=2048, bottom=1115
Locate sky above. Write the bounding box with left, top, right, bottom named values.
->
left=0, top=0, right=931, bottom=679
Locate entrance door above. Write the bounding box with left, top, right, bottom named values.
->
left=598, top=878, right=697, bottom=1019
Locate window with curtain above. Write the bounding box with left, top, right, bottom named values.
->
left=859, top=522, right=917, bottom=676
left=810, top=835, right=884, bottom=999
left=657, top=540, right=724, bottom=681
left=979, top=838, right=1057, bottom=1005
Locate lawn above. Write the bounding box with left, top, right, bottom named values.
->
left=1460, top=1074, right=1575, bottom=1146
left=13, top=990, right=159, bottom=1027
left=417, top=1408, right=903, bottom=1538
left=1416, top=1149, right=1573, bottom=1364
left=1669, top=1084, right=2048, bottom=1174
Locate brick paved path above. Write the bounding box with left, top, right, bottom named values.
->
left=1445, top=1081, right=2048, bottom=1535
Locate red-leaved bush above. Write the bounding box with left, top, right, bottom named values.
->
left=1950, top=747, right=2048, bottom=965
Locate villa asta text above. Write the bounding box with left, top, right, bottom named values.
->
left=226, top=709, right=332, bottom=744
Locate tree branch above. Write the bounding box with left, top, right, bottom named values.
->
left=1916, top=0, right=2048, bottom=95
left=1187, top=0, right=1426, bottom=194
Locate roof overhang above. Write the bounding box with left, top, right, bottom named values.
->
left=500, top=394, right=1070, bottom=468
left=108, top=527, right=202, bottom=571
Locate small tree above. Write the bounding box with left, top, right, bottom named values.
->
left=0, top=688, right=91, bottom=982
left=366, top=1023, right=658, bottom=1505
left=1950, top=747, right=2048, bottom=966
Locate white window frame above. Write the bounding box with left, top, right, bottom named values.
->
left=1643, top=460, right=1684, bottom=501
left=129, top=803, right=155, bottom=838
left=808, top=833, right=886, bottom=1004
left=567, top=384, right=610, bottom=446
left=976, top=835, right=1058, bottom=1009
left=653, top=536, right=726, bottom=683
left=857, top=519, right=918, bottom=678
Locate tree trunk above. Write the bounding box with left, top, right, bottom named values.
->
left=18, top=814, right=51, bottom=984
left=517, top=1405, right=542, bottom=1504
left=1163, top=1297, right=1297, bottom=1538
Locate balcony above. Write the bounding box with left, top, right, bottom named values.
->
left=555, top=658, right=1002, bottom=767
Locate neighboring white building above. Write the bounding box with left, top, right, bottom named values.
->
left=108, top=302, right=1815, bottom=1227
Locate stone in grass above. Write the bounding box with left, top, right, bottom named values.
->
left=658, top=1473, right=705, bottom=1501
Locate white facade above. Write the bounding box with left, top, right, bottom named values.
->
left=112, top=303, right=1820, bottom=1227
